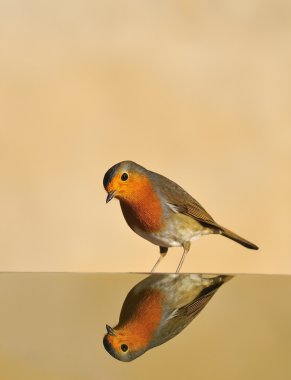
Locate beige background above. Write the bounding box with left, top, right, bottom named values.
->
left=1, top=0, right=291, bottom=273
left=0, top=273, right=291, bottom=380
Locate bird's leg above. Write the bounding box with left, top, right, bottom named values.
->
left=151, top=247, right=168, bottom=272
left=176, top=242, right=191, bottom=273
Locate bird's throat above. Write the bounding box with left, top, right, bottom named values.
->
left=119, top=181, right=163, bottom=233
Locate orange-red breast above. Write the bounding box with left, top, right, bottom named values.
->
left=103, top=161, right=258, bottom=272
left=103, top=273, right=232, bottom=361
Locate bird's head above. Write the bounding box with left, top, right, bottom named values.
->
left=103, top=324, right=148, bottom=362
left=103, top=161, right=149, bottom=203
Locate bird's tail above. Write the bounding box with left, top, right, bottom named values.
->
left=219, top=227, right=259, bottom=250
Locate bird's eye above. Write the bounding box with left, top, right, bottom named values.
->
left=121, top=173, right=128, bottom=181
left=121, top=344, right=128, bottom=352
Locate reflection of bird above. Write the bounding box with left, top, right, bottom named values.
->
left=103, top=274, right=232, bottom=361
left=103, top=161, right=258, bottom=272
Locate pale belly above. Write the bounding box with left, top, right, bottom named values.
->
left=131, top=213, right=212, bottom=248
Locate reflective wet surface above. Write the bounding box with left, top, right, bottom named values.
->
left=0, top=273, right=291, bottom=379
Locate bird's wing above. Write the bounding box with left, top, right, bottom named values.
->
left=168, top=281, right=224, bottom=320
left=168, top=201, right=220, bottom=229
left=152, top=172, right=220, bottom=229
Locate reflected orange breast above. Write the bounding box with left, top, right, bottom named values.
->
left=116, top=288, right=164, bottom=351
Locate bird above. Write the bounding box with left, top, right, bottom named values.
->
left=103, top=273, right=233, bottom=361
left=103, top=161, right=258, bottom=272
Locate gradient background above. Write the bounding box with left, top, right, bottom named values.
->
left=1, top=0, right=291, bottom=273
left=0, top=273, right=291, bottom=380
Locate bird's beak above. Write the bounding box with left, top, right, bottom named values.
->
left=106, top=190, right=116, bottom=203
left=106, top=324, right=116, bottom=336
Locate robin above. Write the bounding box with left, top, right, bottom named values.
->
left=103, top=161, right=258, bottom=272
left=103, top=273, right=232, bottom=361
